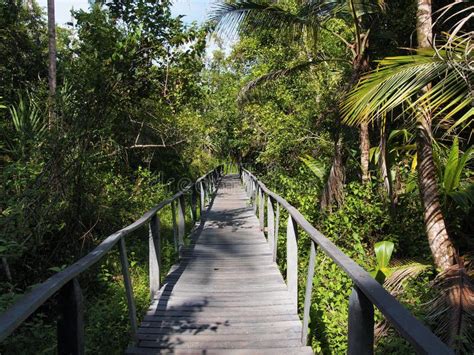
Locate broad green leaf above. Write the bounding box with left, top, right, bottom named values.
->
left=374, top=241, right=394, bottom=268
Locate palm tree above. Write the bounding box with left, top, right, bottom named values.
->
left=341, top=5, right=473, bottom=271
left=47, top=0, right=56, bottom=128
left=210, top=0, right=385, bottom=208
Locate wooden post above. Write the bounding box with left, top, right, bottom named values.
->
left=253, top=184, right=258, bottom=214
left=286, top=215, right=298, bottom=312
left=267, top=196, right=275, bottom=251
left=149, top=214, right=161, bottom=300
left=274, top=203, right=280, bottom=262
left=259, top=189, right=265, bottom=231
left=348, top=286, right=374, bottom=355
left=191, top=186, right=198, bottom=223
left=118, top=237, right=138, bottom=342
left=177, top=195, right=185, bottom=254
left=200, top=181, right=205, bottom=220
left=171, top=201, right=178, bottom=252
left=57, top=278, right=84, bottom=355
left=302, top=241, right=317, bottom=345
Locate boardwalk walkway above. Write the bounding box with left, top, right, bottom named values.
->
left=127, top=175, right=313, bottom=354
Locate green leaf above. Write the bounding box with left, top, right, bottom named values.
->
left=374, top=241, right=394, bottom=269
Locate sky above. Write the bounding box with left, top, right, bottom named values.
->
left=37, top=0, right=214, bottom=26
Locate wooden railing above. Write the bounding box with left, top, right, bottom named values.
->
left=0, top=166, right=223, bottom=353
left=240, top=167, right=453, bottom=355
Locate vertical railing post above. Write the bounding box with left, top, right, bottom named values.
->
left=253, top=184, right=258, bottom=214
left=171, top=201, right=178, bottom=252
left=57, top=278, right=84, bottom=355
left=199, top=181, right=205, bottom=221
left=259, top=189, right=265, bottom=231
left=149, top=214, right=161, bottom=300
left=273, top=202, right=280, bottom=262
left=302, top=241, right=317, bottom=345
left=177, top=194, right=185, bottom=254
left=118, top=237, right=138, bottom=342
left=348, top=286, right=374, bottom=355
left=286, top=215, right=298, bottom=313
left=267, top=196, right=275, bottom=251
left=191, top=186, right=198, bottom=223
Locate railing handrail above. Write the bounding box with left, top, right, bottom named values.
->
left=0, top=166, right=223, bottom=343
left=241, top=167, right=452, bottom=355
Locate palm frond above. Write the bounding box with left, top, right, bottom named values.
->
left=342, top=37, right=473, bottom=132
left=383, top=261, right=431, bottom=296
left=300, top=154, right=327, bottom=183
left=425, top=259, right=474, bottom=353
left=209, top=0, right=308, bottom=39
left=448, top=184, right=474, bottom=213
left=237, top=61, right=315, bottom=103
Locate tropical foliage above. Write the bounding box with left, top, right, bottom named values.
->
left=0, top=0, right=472, bottom=353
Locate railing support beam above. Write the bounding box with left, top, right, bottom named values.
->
left=286, top=215, right=298, bottom=312
left=118, top=237, right=138, bottom=343
left=57, top=278, right=84, bottom=355
left=348, top=286, right=374, bottom=355
left=302, top=241, right=317, bottom=345
left=149, top=214, right=161, bottom=300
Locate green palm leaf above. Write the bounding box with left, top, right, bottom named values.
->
left=341, top=35, right=473, bottom=132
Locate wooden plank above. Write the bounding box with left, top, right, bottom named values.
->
left=127, top=346, right=314, bottom=355
left=137, top=339, right=305, bottom=349
left=138, top=321, right=304, bottom=334
left=142, top=314, right=300, bottom=323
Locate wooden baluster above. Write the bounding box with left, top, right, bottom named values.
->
left=253, top=184, right=258, bottom=214
left=177, top=195, right=185, bottom=255
left=348, top=286, right=374, bottom=355
left=57, top=278, right=84, bottom=355
left=286, top=215, right=298, bottom=313
left=274, top=203, right=280, bottom=262
left=171, top=201, right=178, bottom=252
left=301, top=241, right=317, bottom=345
left=191, top=186, right=198, bottom=223
left=199, top=181, right=205, bottom=221
left=259, top=189, right=265, bottom=232
left=118, top=237, right=138, bottom=342
left=206, top=177, right=212, bottom=203
left=267, top=196, right=275, bottom=250
left=148, top=214, right=161, bottom=300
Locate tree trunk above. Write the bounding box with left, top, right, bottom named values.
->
left=379, top=118, right=394, bottom=208
left=416, top=0, right=455, bottom=271
left=321, top=129, right=345, bottom=211
left=360, top=122, right=370, bottom=183
left=47, top=0, right=56, bottom=129
left=352, top=50, right=371, bottom=184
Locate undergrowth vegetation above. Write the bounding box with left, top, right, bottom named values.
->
left=1, top=0, right=472, bottom=353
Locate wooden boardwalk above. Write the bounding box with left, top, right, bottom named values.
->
left=127, top=175, right=313, bottom=354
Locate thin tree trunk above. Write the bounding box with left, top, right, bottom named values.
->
left=321, top=127, right=345, bottom=211
left=352, top=51, right=371, bottom=184
left=416, top=0, right=455, bottom=271
left=47, top=0, right=56, bottom=129
left=360, top=122, right=370, bottom=183
left=379, top=118, right=394, bottom=208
